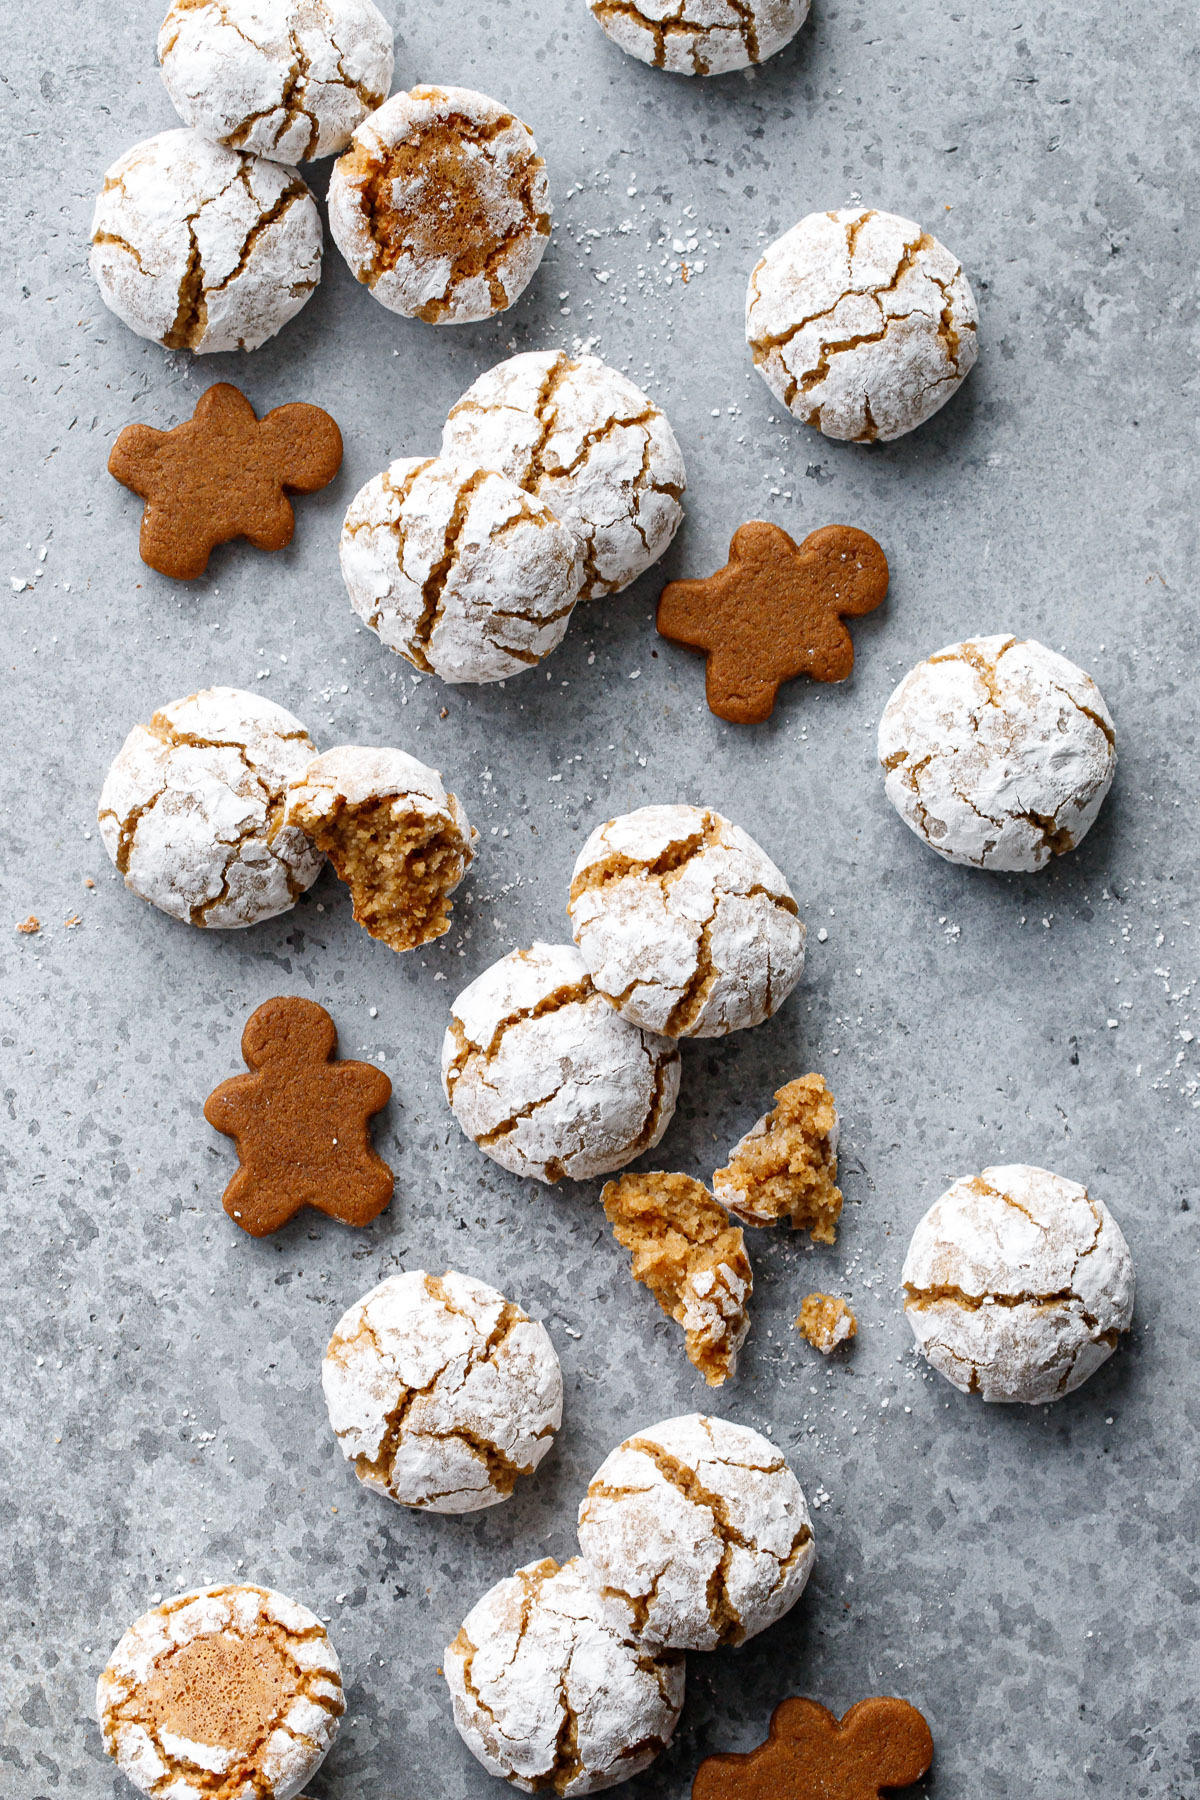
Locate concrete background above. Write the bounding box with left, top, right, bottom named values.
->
left=1, top=0, right=1197, bottom=1795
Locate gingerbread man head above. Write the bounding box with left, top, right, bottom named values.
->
left=693, top=1696, right=933, bottom=1800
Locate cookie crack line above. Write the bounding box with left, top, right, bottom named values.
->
left=904, top=1282, right=1118, bottom=1340
left=570, top=813, right=723, bottom=897
left=450, top=973, right=596, bottom=1072
left=408, top=467, right=492, bottom=666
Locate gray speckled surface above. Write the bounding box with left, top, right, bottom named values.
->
left=2, top=1, right=1198, bottom=1795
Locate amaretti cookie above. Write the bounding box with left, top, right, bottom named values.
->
left=586, top=0, right=810, bottom=76
left=329, top=86, right=551, bottom=322
left=341, top=456, right=581, bottom=684
left=158, top=0, right=394, bottom=162
left=577, top=1414, right=815, bottom=1651
left=445, top=1556, right=684, bottom=1794
left=902, top=1164, right=1135, bottom=1403
left=568, top=805, right=805, bottom=1038
left=714, top=1073, right=842, bottom=1240
left=96, top=1584, right=344, bottom=1800
left=443, top=942, right=680, bottom=1184
left=441, top=350, right=685, bottom=599
left=602, top=1171, right=752, bottom=1386
left=283, top=746, right=473, bottom=950
left=322, top=1270, right=562, bottom=1512
left=878, top=635, right=1117, bottom=871
left=90, top=129, right=321, bottom=353
left=796, top=1293, right=857, bottom=1354
left=98, top=687, right=322, bottom=928
left=746, top=208, right=978, bottom=441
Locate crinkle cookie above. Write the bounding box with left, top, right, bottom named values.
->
left=441, top=350, right=685, bottom=599
left=903, top=1164, right=1135, bottom=1404
left=714, top=1073, right=842, bottom=1240
left=878, top=635, right=1117, bottom=872
left=341, top=456, right=581, bottom=684
left=577, top=1413, right=815, bottom=1651
left=283, top=746, right=473, bottom=950
left=586, top=0, right=810, bottom=76
left=443, top=942, right=680, bottom=1184
left=90, top=129, right=321, bottom=353
left=328, top=86, right=551, bottom=322
left=98, top=686, right=322, bottom=929
left=158, top=0, right=394, bottom=162
left=96, top=1583, right=344, bottom=1800
left=746, top=207, right=978, bottom=441
left=568, top=805, right=805, bottom=1038
left=322, top=1269, right=562, bottom=1512
left=445, top=1556, right=684, bottom=1795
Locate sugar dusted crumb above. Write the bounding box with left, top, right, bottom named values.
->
left=16, top=916, right=40, bottom=934
left=796, top=1293, right=857, bottom=1355
left=714, top=1073, right=843, bottom=1240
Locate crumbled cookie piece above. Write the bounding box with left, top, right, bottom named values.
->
left=714, top=1073, right=843, bottom=1241
left=796, top=1293, right=857, bottom=1355
left=602, top=1171, right=752, bottom=1386
left=16, top=916, right=40, bottom=934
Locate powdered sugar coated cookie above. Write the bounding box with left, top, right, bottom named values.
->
left=586, top=0, right=810, bottom=76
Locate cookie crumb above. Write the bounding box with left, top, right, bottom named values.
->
left=63, top=913, right=81, bottom=930
left=714, top=1073, right=843, bottom=1240
left=16, top=915, right=40, bottom=934
left=796, top=1293, right=857, bottom=1355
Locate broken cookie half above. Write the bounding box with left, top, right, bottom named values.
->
left=715, top=1072, right=843, bottom=1241
left=284, top=745, right=474, bottom=952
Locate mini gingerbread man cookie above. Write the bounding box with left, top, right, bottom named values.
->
left=658, top=522, right=888, bottom=723
left=204, top=997, right=393, bottom=1235
left=109, top=383, right=343, bottom=579
left=692, top=1697, right=933, bottom=1800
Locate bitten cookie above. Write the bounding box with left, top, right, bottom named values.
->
left=746, top=208, right=977, bottom=441
left=903, top=1164, right=1135, bottom=1403
left=568, top=805, right=805, bottom=1038
left=322, top=1270, right=562, bottom=1512
left=714, top=1073, right=843, bottom=1240
left=159, top=0, right=394, bottom=161
left=96, top=1584, right=344, bottom=1800
left=586, top=0, right=810, bottom=76
left=445, top=1557, right=684, bottom=1794
left=329, top=86, right=550, bottom=322
left=283, top=746, right=473, bottom=950
left=443, top=942, right=680, bottom=1184
left=98, top=686, right=322, bottom=928
left=90, top=129, right=321, bottom=353
left=878, top=635, right=1117, bottom=871
left=341, top=456, right=581, bottom=683
left=577, top=1414, right=815, bottom=1652
left=441, top=350, right=685, bottom=599
left=693, top=1697, right=933, bottom=1800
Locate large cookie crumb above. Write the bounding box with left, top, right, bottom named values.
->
left=796, top=1292, right=857, bottom=1355
left=714, top=1073, right=843, bottom=1241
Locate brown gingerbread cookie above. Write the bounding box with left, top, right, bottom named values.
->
left=204, top=997, right=393, bottom=1236
left=109, top=382, right=343, bottom=580
left=693, top=1697, right=933, bottom=1800
left=658, top=522, right=889, bottom=724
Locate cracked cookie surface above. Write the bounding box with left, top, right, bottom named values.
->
left=714, top=1072, right=842, bottom=1238
left=329, top=85, right=551, bottom=322
left=158, top=0, right=394, bottom=162
left=902, top=1163, right=1135, bottom=1403
left=445, top=1555, right=684, bottom=1794
left=568, top=804, right=805, bottom=1038
left=284, top=745, right=474, bottom=950
left=442, top=941, right=680, bottom=1184
left=96, top=1583, right=343, bottom=1800
left=878, top=634, right=1117, bottom=871
left=577, top=1413, right=815, bottom=1651
left=98, top=685, right=322, bottom=928
left=90, top=128, right=322, bottom=353
left=323, top=1269, right=562, bottom=1511
left=340, top=455, right=581, bottom=684
left=441, top=349, right=685, bottom=599
left=746, top=207, right=978, bottom=441
left=602, top=1171, right=752, bottom=1385
left=586, top=0, right=810, bottom=76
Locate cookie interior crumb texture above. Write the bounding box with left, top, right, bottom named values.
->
left=796, top=1292, right=857, bottom=1354
left=714, top=1073, right=843, bottom=1240
left=602, top=1170, right=752, bottom=1386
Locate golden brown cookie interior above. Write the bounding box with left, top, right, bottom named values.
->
left=796, top=1292, right=857, bottom=1354
left=143, top=1630, right=293, bottom=1752
left=286, top=791, right=471, bottom=952
left=714, top=1073, right=843, bottom=1241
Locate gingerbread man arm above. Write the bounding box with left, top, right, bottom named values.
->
left=107, top=423, right=167, bottom=500
left=258, top=403, right=344, bottom=494
left=657, top=572, right=731, bottom=651
left=203, top=1071, right=258, bottom=1140
left=839, top=1698, right=934, bottom=1791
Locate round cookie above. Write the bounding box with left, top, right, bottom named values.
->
left=585, top=0, right=810, bottom=76
left=98, top=686, right=323, bottom=929
left=158, top=0, right=394, bottom=162
left=328, top=86, right=551, bottom=322
left=442, top=941, right=680, bottom=1184
left=878, top=635, right=1116, bottom=872
left=96, top=1583, right=344, bottom=1800
left=902, top=1164, right=1135, bottom=1404
left=441, top=350, right=685, bottom=600
left=746, top=207, right=978, bottom=441
left=568, top=805, right=805, bottom=1039
left=322, top=1269, right=562, bottom=1512
left=577, top=1413, right=815, bottom=1651
left=445, top=1556, right=684, bottom=1794
left=90, top=129, right=321, bottom=353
